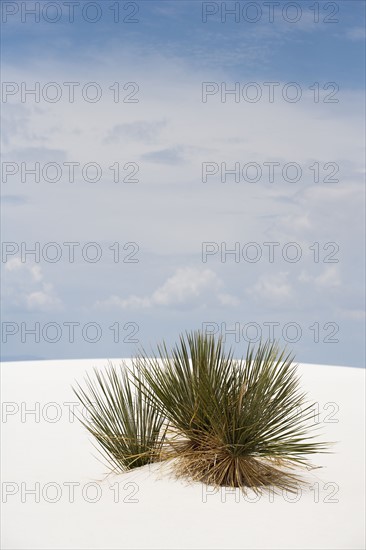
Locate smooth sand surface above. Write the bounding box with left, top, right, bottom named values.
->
left=1, top=359, right=365, bottom=550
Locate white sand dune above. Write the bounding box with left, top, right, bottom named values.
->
left=1, top=359, right=365, bottom=550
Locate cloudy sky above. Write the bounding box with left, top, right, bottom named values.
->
left=1, top=0, right=365, bottom=367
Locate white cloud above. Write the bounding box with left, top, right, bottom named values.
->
left=1, top=41, right=364, bottom=367
left=247, top=272, right=293, bottom=306
left=3, top=259, right=62, bottom=312
left=103, top=120, right=167, bottom=144
left=5, top=258, right=42, bottom=283
left=4, top=257, right=23, bottom=272
left=26, top=283, right=62, bottom=312
left=95, top=267, right=238, bottom=310
left=2, top=56, right=363, bottom=262
left=30, top=265, right=43, bottom=283
left=346, top=27, right=366, bottom=42
left=339, top=309, right=365, bottom=321
left=217, top=293, right=240, bottom=307
left=151, top=267, right=220, bottom=305
left=299, top=266, right=341, bottom=289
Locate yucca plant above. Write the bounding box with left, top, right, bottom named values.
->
left=133, top=332, right=329, bottom=492
left=74, top=332, right=329, bottom=492
left=73, top=361, right=167, bottom=473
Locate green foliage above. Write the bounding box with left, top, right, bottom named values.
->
left=73, top=362, right=167, bottom=473
left=134, top=332, right=329, bottom=490
left=74, top=332, right=329, bottom=490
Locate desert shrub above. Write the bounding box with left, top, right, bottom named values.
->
left=74, top=333, right=329, bottom=491
left=73, top=362, right=167, bottom=473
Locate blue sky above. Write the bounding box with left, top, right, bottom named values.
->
left=1, top=0, right=365, bottom=366
left=2, top=1, right=365, bottom=85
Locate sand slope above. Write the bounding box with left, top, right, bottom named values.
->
left=1, top=359, right=365, bottom=550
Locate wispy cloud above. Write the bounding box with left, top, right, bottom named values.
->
left=2, top=2, right=364, bottom=366
left=95, top=267, right=238, bottom=310
left=346, top=27, right=366, bottom=42
left=299, top=266, right=341, bottom=290
left=104, top=120, right=167, bottom=144
left=247, top=272, right=293, bottom=307
left=140, top=147, right=186, bottom=165
left=4, top=258, right=62, bottom=312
